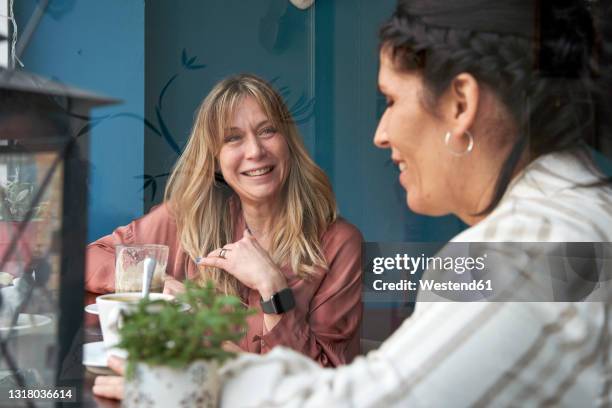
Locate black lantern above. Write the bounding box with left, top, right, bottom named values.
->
left=0, top=67, right=117, bottom=401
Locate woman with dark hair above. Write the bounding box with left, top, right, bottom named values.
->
left=94, top=1, right=611, bottom=405
left=374, top=0, right=611, bottom=228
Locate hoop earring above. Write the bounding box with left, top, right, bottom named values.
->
left=444, top=130, right=474, bottom=157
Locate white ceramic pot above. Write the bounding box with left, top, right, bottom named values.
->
left=123, top=360, right=219, bottom=408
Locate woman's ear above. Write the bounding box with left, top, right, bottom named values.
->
left=444, top=72, right=480, bottom=136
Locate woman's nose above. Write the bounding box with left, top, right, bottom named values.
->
left=374, top=113, right=390, bottom=148
left=374, top=127, right=390, bottom=148
left=245, top=135, right=266, bottom=159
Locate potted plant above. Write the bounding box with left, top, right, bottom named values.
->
left=117, top=280, right=254, bottom=408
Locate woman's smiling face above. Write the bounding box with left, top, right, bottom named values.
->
left=374, top=47, right=457, bottom=216
left=218, top=96, right=290, bottom=206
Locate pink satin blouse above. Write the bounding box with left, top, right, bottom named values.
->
left=85, top=204, right=363, bottom=367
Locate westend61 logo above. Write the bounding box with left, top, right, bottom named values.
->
left=372, top=253, right=487, bottom=275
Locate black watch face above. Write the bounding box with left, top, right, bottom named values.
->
left=262, top=288, right=295, bottom=314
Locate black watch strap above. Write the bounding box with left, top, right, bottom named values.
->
left=260, top=288, right=296, bottom=314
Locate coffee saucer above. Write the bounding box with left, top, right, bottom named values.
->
left=84, top=303, right=98, bottom=315
left=85, top=299, right=189, bottom=315
left=83, top=341, right=114, bottom=375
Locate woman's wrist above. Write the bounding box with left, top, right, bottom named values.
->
left=257, top=268, right=288, bottom=300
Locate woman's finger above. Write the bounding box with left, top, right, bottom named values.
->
left=107, top=355, right=126, bottom=375
left=92, top=376, right=124, bottom=400
left=195, top=251, right=220, bottom=264
left=197, top=256, right=228, bottom=270
left=163, top=278, right=185, bottom=295
left=206, top=248, right=224, bottom=258
left=205, top=243, right=236, bottom=258
left=222, top=341, right=244, bottom=353
left=94, top=375, right=124, bottom=387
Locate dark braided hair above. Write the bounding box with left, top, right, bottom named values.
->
left=380, top=0, right=610, bottom=214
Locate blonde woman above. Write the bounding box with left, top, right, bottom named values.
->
left=86, top=74, right=363, bottom=367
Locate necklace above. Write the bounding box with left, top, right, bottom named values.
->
left=244, top=222, right=270, bottom=239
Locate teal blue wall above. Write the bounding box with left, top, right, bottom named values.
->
left=144, top=0, right=316, bottom=209
left=321, top=0, right=465, bottom=242
left=16, top=0, right=145, bottom=241
left=144, top=0, right=464, bottom=242
left=15, top=0, right=464, bottom=244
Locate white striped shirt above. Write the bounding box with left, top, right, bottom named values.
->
left=220, top=150, right=612, bottom=407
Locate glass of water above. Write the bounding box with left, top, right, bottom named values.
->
left=114, top=244, right=169, bottom=292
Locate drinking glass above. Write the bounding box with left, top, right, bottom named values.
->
left=115, top=244, right=169, bottom=292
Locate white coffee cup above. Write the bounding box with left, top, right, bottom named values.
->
left=96, top=292, right=174, bottom=357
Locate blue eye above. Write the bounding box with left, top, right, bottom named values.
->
left=260, top=127, right=277, bottom=137
left=224, top=135, right=242, bottom=143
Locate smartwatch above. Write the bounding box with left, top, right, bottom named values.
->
left=260, top=288, right=296, bottom=314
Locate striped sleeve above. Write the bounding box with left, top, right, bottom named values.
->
left=220, top=301, right=607, bottom=407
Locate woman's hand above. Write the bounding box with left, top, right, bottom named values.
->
left=197, top=229, right=287, bottom=299
left=92, top=356, right=126, bottom=400
left=163, top=277, right=185, bottom=296
left=222, top=341, right=244, bottom=354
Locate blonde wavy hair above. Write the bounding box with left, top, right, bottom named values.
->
left=164, top=74, right=337, bottom=295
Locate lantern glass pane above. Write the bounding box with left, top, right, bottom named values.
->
left=0, top=149, right=64, bottom=390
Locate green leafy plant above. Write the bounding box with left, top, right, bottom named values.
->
left=117, top=280, right=255, bottom=378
